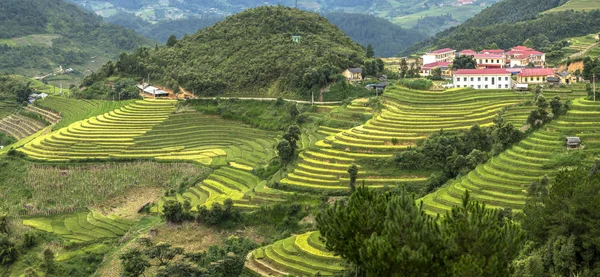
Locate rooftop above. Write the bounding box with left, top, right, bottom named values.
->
left=473, top=54, right=505, bottom=59
left=427, top=48, right=455, bottom=54
left=480, top=49, right=505, bottom=54
left=422, top=61, right=452, bottom=70
left=348, top=68, right=363, bottom=73
left=518, top=68, right=555, bottom=77
left=454, top=69, right=510, bottom=75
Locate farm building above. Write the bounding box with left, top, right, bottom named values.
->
left=137, top=83, right=169, bottom=97
left=473, top=54, right=506, bottom=69
left=566, top=137, right=582, bottom=149
left=422, top=48, right=456, bottom=65
left=342, top=68, right=362, bottom=81
left=420, top=61, right=452, bottom=77
left=556, top=71, right=578, bottom=84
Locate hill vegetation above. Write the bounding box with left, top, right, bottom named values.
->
left=407, top=0, right=600, bottom=53
left=0, top=0, right=151, bottom=77
left=83, top=6, right=375, bottom=98
left=325, top=13, right=427, bottom=57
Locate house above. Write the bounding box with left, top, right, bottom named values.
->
left=453, top=69, right=512, bottom=89
left=566, top=137, right=581, bottom=149
left=343, top=68, right=363, bottom=81
left=473, top=54, right=506, bottom=68
left=422, top=48, right=456, bottom=65
left=420, top=61, right=452, bottom=77
left=556, top=71, right=578, bottom=84
left=517, top=68, right=555, bottom=84
left=137, top=83, right=169, bottom=97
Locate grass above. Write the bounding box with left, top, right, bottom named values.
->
left=0, top=158, right=209, bottom=216
left=546, top=0, right=600, bottom=13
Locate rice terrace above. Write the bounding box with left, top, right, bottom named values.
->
left=1, top=2, right=600, bottom=277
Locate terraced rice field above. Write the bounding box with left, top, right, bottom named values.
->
left=0, top=114, right=47, bottom=140
left=0, top=100, right=19, bottom=118
left=20, top=99, right=182, bottom=162
left=23, top=210, right=133, bottom=243
left=280, top=86, right=532, bottom=193
left=247, top=231, right=343, bottom=277
left=24, top=105, right=61, bottom=124
left=36, top=96, right=133, bottom=130
left=421, top=98, right=600, bottom=215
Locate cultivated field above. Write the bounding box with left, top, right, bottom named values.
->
left=546, top=0, right=600, bottom=13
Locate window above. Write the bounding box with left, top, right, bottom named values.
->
left=464, top=77, right=467, bottom=82
left=505, top=77, right=508, bottom=81
left=505, top=84, right=508, bottom=88
left=485, top=85, right=488, bottom=88
left=471, top=77, right=474, bottom=81
left=478, top=77, right=481, bottom=81
left=491, top=77, right=495, bottom=85
left=485, top=77, right=488, bottom=81
left=498, top=85, right=501, bottom=88
left=537, top=77, right=540, bottom=81
left=478, top=85, right=481, bottom=89
left=472, top=85, right=475, bottom=88
left=486, top=59, right=489, bottom=63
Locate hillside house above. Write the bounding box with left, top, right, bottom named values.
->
left=517, top=68, right=555, bottom=84
left=566, top=137, right=581, bottom=149
left=506, top=46, right=546, bottom=68
left=556, top=71, right=578, bottom=84
left=453, top=69, right=512, bottom=89
left=474, top=54, right=506, bottom=68
left=421, top=61, right=452, bottom=77
left=422, top=48, right=456, bottom=65
left=343, top=68, right=363, bottom=81
left=480, top=49, right=505, bottom=55
left=137, top=83, right=169, bottom=97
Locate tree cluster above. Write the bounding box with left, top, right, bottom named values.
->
left=120, top=236, right=257, bottom=277
left=517, top=163, right=600, bottom=276
left=278, top=125, right=301, bottom=165
left=527, top=94, right=570, bottom=129
left=316, top=187, right=525, bottom=276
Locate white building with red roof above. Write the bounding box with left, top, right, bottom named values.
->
left=422, top=48, right=456, bottom=65
left=506, top=45, right=546, bottom=67
left=420, top=61, right=452, bottom=77
left=480, top=49, right=505, bottom=55
left=459, top=49, right=477, bottom=56
left=473, top=53, right=506, bottom=69
left=517, top=68, right=555, bottom=84
left=453, top=68, right=512, bottom=89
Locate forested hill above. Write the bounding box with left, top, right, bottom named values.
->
left=0, top=0, right=151, bottom=76
left=84, top=6, right=370, bottom=98
left=405, top=0, right=600, bottom=54
left=325, top=13, right=427, bottom=57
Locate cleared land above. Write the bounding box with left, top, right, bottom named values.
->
left=546, top=0, right=600, bottom=13
left=247, top=231, right=343, bottom=276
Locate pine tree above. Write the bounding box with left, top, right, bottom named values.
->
left=167, top=34, right=178, bottom=47
left=366, top=44, right=375, bottom=58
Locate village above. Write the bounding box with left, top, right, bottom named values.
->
left=418, top=46, right=580, bottom=90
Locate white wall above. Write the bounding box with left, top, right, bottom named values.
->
left=453, top=75, right=513, bottom=89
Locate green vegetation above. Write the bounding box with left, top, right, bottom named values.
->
left=0, top=0, right=151, bottom=76
left=546, top=0, right=600, bottom=12
left=408, top=0, right=600, bottom=53
left=324, top=13, right=426, bottom=57
left=83, top=6, right=370, bottom=98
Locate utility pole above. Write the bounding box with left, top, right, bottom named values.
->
left=594, top=74, right=596, bottom=101
left=311, top=90, right=314, bottom=105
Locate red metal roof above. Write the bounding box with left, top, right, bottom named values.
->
left=511, top=45, right=535, bottom=51
left=518, top=68, right=555, bottom=77
left=422, top=61, right=452, bottom=70
left=480, top=49, right=505, bottom=54
left=473, top=54, right=504, bottom=59
left=454, top=69, right=510, bottom=75
left=459, top=49, right=477, bottom=55
left=427, top=48, right=455, bottom=54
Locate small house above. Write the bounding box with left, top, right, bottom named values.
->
left=517, top=68, right=555, bottom=84
left=566, top=137, right=581, bottom=149
left=556, top=71, right=578, bottom=84
left=343, top=68, right=363, bottom=81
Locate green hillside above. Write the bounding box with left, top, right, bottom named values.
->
left=84, top=6, right=371, bottom=98
left=547, top=0, right=600, bottom=12
left=407, top=0, right=600, bottom=53
left=0, top=0, right=151, bottom=78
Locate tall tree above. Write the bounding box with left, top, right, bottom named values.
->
left=366, top=44, right=375, bottom=58
left=166, top=34, right=177, bottom=47
left=347, top=164, right=359, bottom=192
left=120, top=249, right=150, bottom=277
left=451, top=55, right=477, bottom=70
left=523, top=38, right=533, bottom=48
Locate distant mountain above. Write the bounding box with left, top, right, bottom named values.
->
left=84, top=6, right=371, bottom=97
left=406, top=0, right=600, bottom=54
left=105, top=12, right=223, bottom=43
left=0, top=0, right=152, bottom=77
left=325, top=13, right=427, bottom=57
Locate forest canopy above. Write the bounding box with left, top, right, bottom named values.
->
left=84, top=6, right=371, bottom=98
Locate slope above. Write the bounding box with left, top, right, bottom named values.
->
left=84, top=6, right=368, bottom=98
left=325, top=13, right=427, bottom=57
left=0, top=0, right=151, bottom=77
left=406, top=0, right=600, bottom=53
left=546, top=0, right=600, bottom=13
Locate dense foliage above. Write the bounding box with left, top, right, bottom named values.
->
left=325, top=13, right=427, bottom=57
left=517, top=163, right=600, bottom=276
left=317, top=187, right=525, bottom=276
left=407, top=0, right=600, bottom=53
left=0, top=0, right=151, bottom=74
left=106, top=12, right=223, bottom=43
left=84, top=6, right=368, bottom=98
